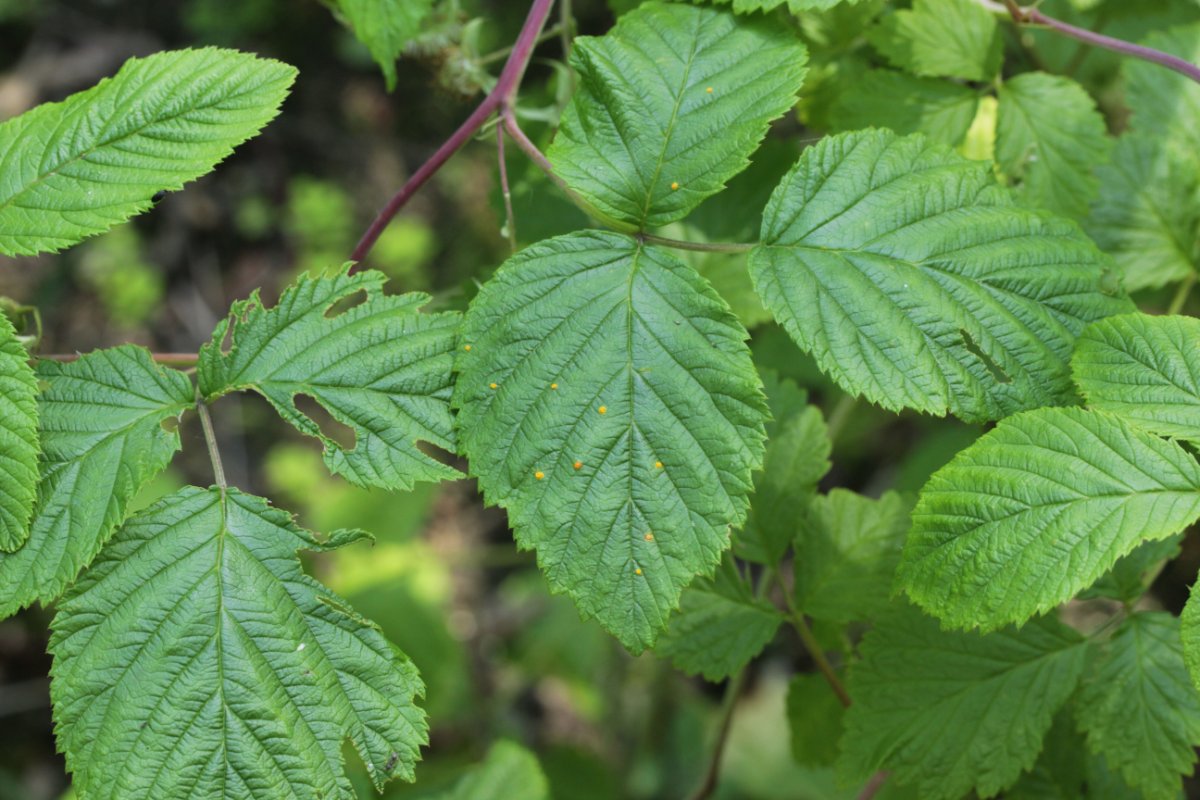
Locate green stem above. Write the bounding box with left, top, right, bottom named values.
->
left=1167, top=273, right=1196, bottom=316
left=639, top=234, right=755, bottom=254
left=686, top=667, right=748, bottom=800
left=787, top=608, right=852, bottom=708
left=196, top=387, right=227, bottom=490
left=825, top=394, right=857, bottom=444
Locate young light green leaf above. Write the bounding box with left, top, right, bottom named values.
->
left=1126, top=24, right=1200, bottom=151
left=899, top=407, right=1200, bottom=631
left=453, top=231, right=767, bottom=652
left=868, top=0, right=1002, bottom=82
left=1077, top=612, right=1200, bottom=800
left=51, top=487, right=427, bottom=798
left=793, top=489, right=911, bottom=623
left=0, top=48, right=296, bottom=257
left=547, top=2, right=808, bottom=229
left=1085, top=134, right=1199, bottom=292
left=735, top=404, right=830, bottom=565
left=0, top=347, right=191, bottom=617
left=839, top=606, right=1087, bottom=800
left=1073, top=314, right=1200, bottom=444
left=433, top=740, right=549, bottom=800
left=996, top=72, right=1111, bottom=219
left=749, top=129, right=1133, bottom=424
left=656, top=556, right=782, bottom=681
left=0, top=313, right=37, bottom=551
left=199, top=267, right=461, bottom=491
left=829, top=70, right=980, bottom=146
left=333, top=0, right=432, bottom=91
left=786, top=672, right=845, bottom=768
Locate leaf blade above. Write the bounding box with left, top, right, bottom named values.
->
left=0, top=313, right=38, bottom=551
left=0, top=48, right=296, bottom=257
left=453, top=231, right=767, bottom=652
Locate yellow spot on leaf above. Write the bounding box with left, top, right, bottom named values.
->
left=635, top=567, right=643, bottom=576
left=655, top=461, right=663, bottom=469
left=535, top=470, right=544, bottom=480
left=706, top=86, right=714, bottom=94
left=644, top=532, right=654, bottom=541
left=489, top=382, right=498, bottom=390
left=670, top=182, right=680, bottom=191
left=463, top=344, right=471, bottom=351
left=551, top=383, right=558, bottom=390
left=574, top=461, right=583, bottom=470
left=598, top=405, right=607, bottom=414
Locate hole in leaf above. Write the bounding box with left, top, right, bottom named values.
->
left=294, top=393, right=357, bottom=450
left=959, top=329, right=1011, bottom=384
left=324, top=289, right=368, bottom=319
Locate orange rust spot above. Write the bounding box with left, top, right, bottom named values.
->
left=655, top=461, right=663, bottom=469
left=670, top=182, right=680, bottom=191
left=574, top=461, right=583, bottom=470
left=535, top=470, right=545, bottom=480
left=644, top=532, right=654, bottom=541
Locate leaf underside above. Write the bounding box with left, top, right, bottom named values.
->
left=51, top=487, right=427, bottom=799
left=548, top=1, right=808, bottom=229
left=840, top=605, right=1087, bottom=800
left=750, top=129, right=1133, bottom=424
left=0, top=346, right=192, bottom=617
left=335, top=0, right=433, bottom=90
left=899, top=407, right=1200, bottom=631
left=0, top=48, right=296, bottom=257
left=199, top=267, right=462, bottom=492
left=453, top=230, right=767, bottom=652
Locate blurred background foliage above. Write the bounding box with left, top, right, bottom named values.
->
left=1, top=0, right=1198, bottom=798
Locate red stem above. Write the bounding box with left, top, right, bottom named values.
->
left=1005, top=0, right=1200, bottom=85
left=350, top=0, right=558, bottom=264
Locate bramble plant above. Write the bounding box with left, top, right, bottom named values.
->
left=1, top=0, right=1200, bottom=798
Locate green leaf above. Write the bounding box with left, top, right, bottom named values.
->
left=433, top=741, right=549, bottom=800
left=868, top=0, right=1002, bottom=82
left=1126, top=23, right=1200, bottom=151
left=1077, top=612, right=1200, bottom=799
left=0, top=313, right=37, bottom=551
left=1081, top=535, right=1182, bottom=604
left=453, top=231, right=767, bottom=652
left=0, top=48, right=296, bottom=257
left=199, top=267, right=461, bottom=491
left=793, top=489, right=911, bottom=623
left=735, top=404, right=830, bottom=565
left=839, top=606, right=1087, bottom=800
left=996, top=72, right=1111, bottom=219
left=656, top=556, right=782, bottom=681
left=547, top=2, right=808, bottom=229
left=0, top=346, right=191, bottom=618
left=786, top=672, right=845, bottom=768
left=749, top=129, right=1133, bottom=424
left=1005, top=711, right=1089, bottom=800
left=829, top=69, right=979, bottom=146
left=1085, top=134, right=1199, bottom=292
left=1073, top=314, right=1200, bottom=444
left=711, top=0, right=871, bottom=12
left=1183, top=581, right=1200, bottom=692
left=334, top=0, right=432, bottom=91
left=899, top=407, right=1200, bottom=631
left=51, top=487, right=427, bottom=797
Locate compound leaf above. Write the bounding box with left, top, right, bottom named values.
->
left=996, top=72, right=1111, bottom=219
left=1073, top=313, right=1200, bottom=444
left=453, top=231, right=767, bottom=652
left=0, top=313, right=37, bottom=551
left=0, top=346, right=191, bottom=617
left=793, top=489, right=911, bottom=623
left=736, top=403, right=829, bottom=565
left=750, top=129, right=1132, bottom=424
left=0, top=48, right=296, bottom=257
left=839, top=606, right=1087, bottom=800
left=199, top=267, right=461, bottom=491
left=548, top=2, right=808, bottom=229
left=899, top=407, right=1200, bottom=631
left=656, top=556, right=782, bottom=681
left=868, top=0, right=1002, bottom=82
left=51, top=487, right=427, bottom=798
left=333, top=0, right=432, bottom=91
left=1077, top=612, right=1200, bottom=800
left=433, top=741, right=549, bottom=800
left=1085, top=134, right=1199, bottom=292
